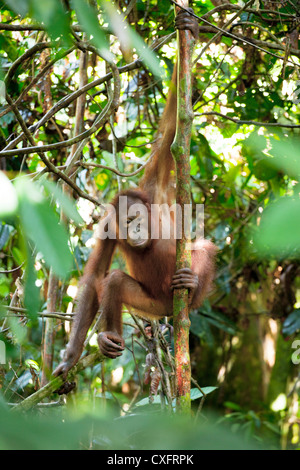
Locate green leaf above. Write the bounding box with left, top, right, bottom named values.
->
left=121, top=22, right=163, bottom=79
left=101, top=0, right=164, bottom=79
left=253, top=158, right=278, bottom=181
left=29, top=0, right=71, bottom=45
left=71, top=0, right=112, bottom=62
left=41, top=178, right=83, bottom=226
left=0, top=172, right=18, bottom=219
left=135, top=395, right=162, bottom=407
left=3, top=0, right=29, bottom=16
left=204, top=310, right=237, bottom=335
left=190, top=387, right=218, bottom=400
left=252, top=197, right=300, bottom=258
left=248, top=133, right=300, bottom=179
left=190, top=311, right=214, bottom=347
left=15, top=179, right=73, bottom=279
left=223, top=401, right=242, bottom=411
left=0, top=281, right=10, bottom=297
left=135, top=387, right=217, bottom=408
left=282, top=310, right=300, bottom=335
left=12, top=246, right=25, bottom=266
left=0, top=224, right=14, bottom=250
left=7, top=316, right=27, bottom=344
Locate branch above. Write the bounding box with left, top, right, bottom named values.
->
left=196, top=111, right=300, bottom=129
left=64, top=43, right=89, bottom=175
left=0, top=46, right=76, bottom=120
left=1, top=32, right=173, bottom=156
left=171, top=0, right=300, bottom=63
left=0, top=263, right=25, bottom=274
left=196, top=25, right=300, bottom=60
left=2, top=90, right=118, bottom=157
left=12, top=351, right=104, bottom=412
left=200, top=3, right=296, bottom=21
left=4, top=93, right=103, bottom=207
left=0, top=23, right=83, bottom=32
left=2, top=305, right=74, bottom=320
left=79, top=156, right=153, bottom=178
left=4, top=42, right=55, bottom=84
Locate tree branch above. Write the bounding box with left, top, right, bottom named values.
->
left=4, top=93, right=103, bottom=207
left=196, top=111, right=300, bottom=129
left=12, top=351, right=104, bottom=412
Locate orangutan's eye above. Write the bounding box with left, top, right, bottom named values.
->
left=125, top=216, right=136, bottom=227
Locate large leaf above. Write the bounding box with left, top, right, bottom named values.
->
left=123, top=21, right=163, bottom=79
left=73, top=0, right=163, bottom=78
left=15, top=179, right=73, bottom=279
left=252, top=197, right=300, bottom=258
left=252, top=158, right=278, bottom=181
left=135, top=387, right=217, bottom=408
left=248, top=132, right=300, bottom=180
left=103, top=0, right=163, bottom=76
left=29, top=0, right=71, bottom=45
left=0, top=172, right=18, bottom=219
left=41, top=178, right=83, bottom=226
left=72, top=0, right=112, bottom=61
left=3, top=0, right=29, bottom=16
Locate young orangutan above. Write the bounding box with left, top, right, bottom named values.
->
left=54, top=8, right=217, bottom=379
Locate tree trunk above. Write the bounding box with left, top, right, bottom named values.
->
left=171, top=0, right=195, bottom=414
left=41, top=269, right=58, bottom=386
left=41, top=49, right=88, bottom=386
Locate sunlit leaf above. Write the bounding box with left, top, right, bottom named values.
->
left=253, top=158, right=278, bottom=181
left=252, top=197, right=300, bottom=257
left=8, top=316, right=27, bottom=344
left=0, top=172, right=18, bottom=219
left=72, top=0, right=113, bottom=61
left=41, top=178, right=83, bottom=226
left=190, top=386, right=218, bottom=400
left=3, top=0, right=29, bottom=16
left=29, top=0, right=71, bottom=44
left=101, top=0, right=164, bottom=78
left=15, top=179, right=73, bottom=279
left=248, top=132, right=300, bottom=179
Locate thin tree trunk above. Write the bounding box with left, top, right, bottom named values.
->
left=68, top=47, right=88, bottom=171
left=41, top=269, right=58, bottom=386
left=40, top=49, right=88, bottom=386
left=171, top=0, right=195, bottom=414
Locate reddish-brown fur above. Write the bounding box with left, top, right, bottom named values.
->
left=54, top=10, right=217, bottom=377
